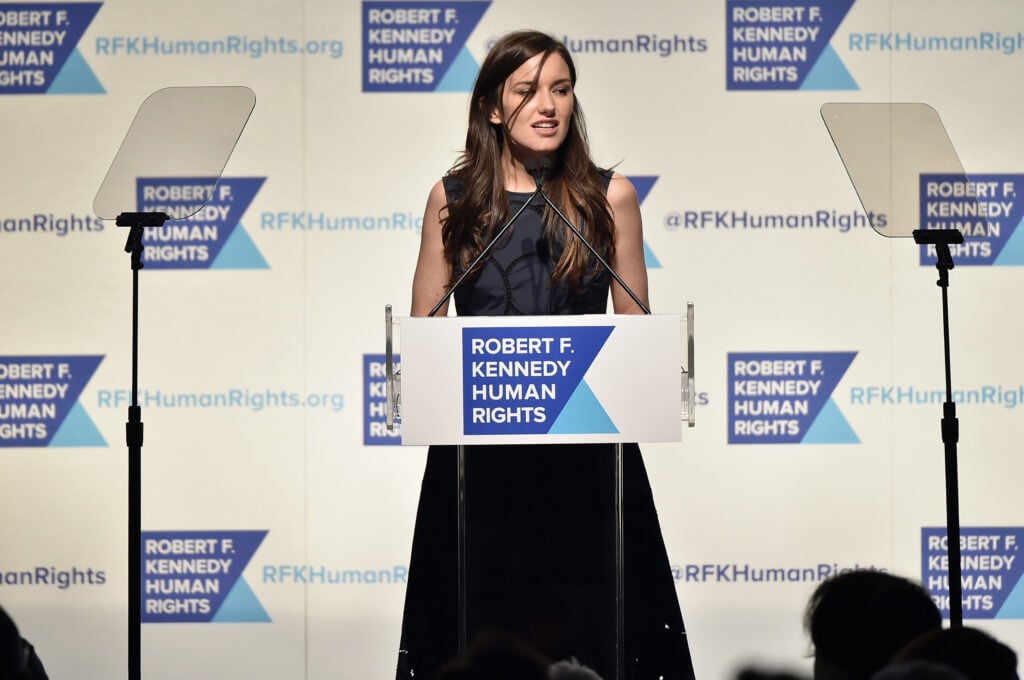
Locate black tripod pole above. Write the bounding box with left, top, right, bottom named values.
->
left=913, top=228, right=964, bottom=628
left=118, top=211, right=168, bottom=680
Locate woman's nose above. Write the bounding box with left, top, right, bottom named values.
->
left=535, top=90, right=555, bottom=113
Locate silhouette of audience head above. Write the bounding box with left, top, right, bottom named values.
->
left=0, top=606, right=25, bottom=680
left=0, top=605, right=47, bottom=680
left=872, top=661, right=968, bottom=680
left=804, top=570, right=941, bottom=680
left=435, top=629, right=550, bottom=680
left=549, top=657, right=605, bottom=680
left=734, top=667, right=809, bottom=680
left=885, top=626, right=1018, bottom=680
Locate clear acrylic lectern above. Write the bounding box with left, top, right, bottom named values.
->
left=385, top=306, right=696, bottom=680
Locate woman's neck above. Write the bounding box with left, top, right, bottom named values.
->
left=500, top=150, right=552, bottom=192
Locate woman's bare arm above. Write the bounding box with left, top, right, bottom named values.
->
left=606, top=172, right=650, bottom=314
left=410, top=180, right=452, bottom=317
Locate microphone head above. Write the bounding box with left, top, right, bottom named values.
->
left=525, top=157, right=551, bottom=187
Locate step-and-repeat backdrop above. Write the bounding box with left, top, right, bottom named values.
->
left=2, top=1, right=1023, bottom=678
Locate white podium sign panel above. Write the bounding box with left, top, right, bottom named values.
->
left=398, top=314, right=683, bottom=445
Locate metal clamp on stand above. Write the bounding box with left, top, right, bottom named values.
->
left=681, top=302, right=696, bottom=428
left=385, top=305, right=402, bottom=430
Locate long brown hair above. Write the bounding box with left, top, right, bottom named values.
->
left=442, top=30, right=615, bottom=290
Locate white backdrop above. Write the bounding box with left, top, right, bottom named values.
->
left=2, top=1, right=1023, bottom=679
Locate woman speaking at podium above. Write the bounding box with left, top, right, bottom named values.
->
left=398, top=30, right=695, bottom=680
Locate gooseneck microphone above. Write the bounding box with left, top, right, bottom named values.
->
left=429, top=159, right=651, bottom=316
left=527, top=158, right=652, bottom=315
left=524, top=157, right=549, bottom=189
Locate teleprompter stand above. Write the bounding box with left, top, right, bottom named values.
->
left=912, top=226, right=966, bottom=626
left=93, top=86, right=255, bottom=679
left=120, top=210, right=167, bottom=680
left=821, top=103, right=978, bottom=626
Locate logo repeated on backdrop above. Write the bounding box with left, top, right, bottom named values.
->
left=918, top=174, right=1024, bottom=266
left=363, top=353, right=401, bottom=446
left=462, top=326, right=614, bottom=436
left=261, top=563, right=407, bottom=586
left=142, top=530, right=269, bottom=623
left=0, top=212, right=104, bottom=237
left=0, top=355, right=106, bottom=448
left=661, top=207, right=883, bottom=234
left=550, top=32, right=708, bottom=59
left=847, top=383, right=1024, bottom=410
left=90, top=12, right=343, bottom=63
left=0, top=2, right=104, bottom=94
left=846, top=24, right=1024, bottom=58
left=728, top=351, right=858, bottom=444
left=922, top=527, right=1024, bottom=620
left=93, top=34, right=343, bottom=61
left=0, top=563, right=107, bottom=588
left=259, top=210, right=423, bottom=234
left=94, top=386, right=344, bottom=414
left=361, top=1, right=489, bottom=92
left=137, top=177, right=267, bottom=270
left=674, top=560, right=887, bottom=584
left=726, top=0, right=857, bottom=90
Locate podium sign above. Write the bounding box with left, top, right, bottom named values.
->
left=398, top=314, right=683, bottom=445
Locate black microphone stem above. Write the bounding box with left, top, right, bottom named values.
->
left=427, top=188, right=542, bottom=317
left=536, top=188, right=652, bottom=315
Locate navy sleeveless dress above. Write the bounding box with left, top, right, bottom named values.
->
left=396, top=177, right=696, bottom=680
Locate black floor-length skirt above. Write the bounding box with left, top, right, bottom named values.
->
left=396, top=443, right=697, bottom=680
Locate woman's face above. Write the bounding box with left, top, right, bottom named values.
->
left=490, top=50, right=574, bottom=160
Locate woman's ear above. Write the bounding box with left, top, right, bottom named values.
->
left=480, top=96, right=502, bottom=125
